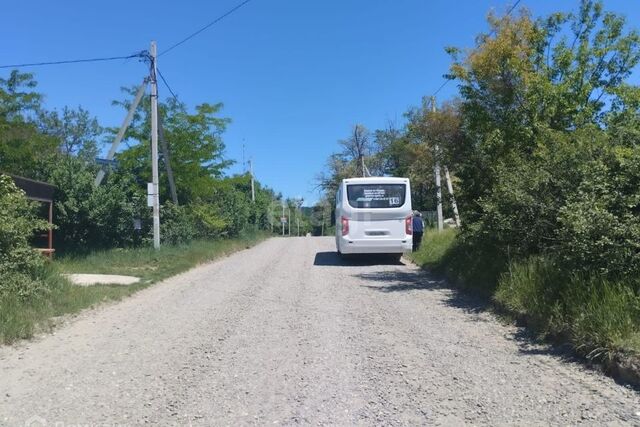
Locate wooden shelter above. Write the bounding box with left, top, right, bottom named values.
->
left=10, top=175, right=56, bottom=257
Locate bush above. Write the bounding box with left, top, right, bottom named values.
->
left=495, top=255, right=640, bottom=357
left=0, top=174, right=50, bottom=300
left=158, top=202, right=197, bottom=245
left=191, top=203, right=228, bottom=238
left=46, top=157, right=147, bottom=251
left=211, top=179, right=252, bottom=236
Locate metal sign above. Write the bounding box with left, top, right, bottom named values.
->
left=147, top=183, right=155, bottom=207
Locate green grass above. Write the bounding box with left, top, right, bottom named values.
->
left=408, top=228, right=458, bottom=269
left=409, top=229, right=640, bottom=361
left=495, top=256, right=640, bottom=359
left=0, top=232, right=267, bottom=344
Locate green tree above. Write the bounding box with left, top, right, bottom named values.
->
left=114, top=89, right=232, bottom=204
left=38, top=106, right=102, bottom=161
left=0, top=71, right=58, bottom=178
left=444, top=0, right=640, bottom=283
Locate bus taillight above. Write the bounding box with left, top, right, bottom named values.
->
left=341, top=216, right=349, bottom=236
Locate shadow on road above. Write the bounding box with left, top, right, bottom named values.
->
left=356, top=268, right=634, bottom=383
left=357, top=269, right=489, bottom=314
left=313, top=251, right=404, bottom=267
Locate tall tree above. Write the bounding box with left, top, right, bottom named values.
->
left=339, top=124, right=371, bottom=178
left=113, top=88, right=232, bottom=204
left=0, top=71, right=57, bottom=178
left=38, top=106, right=102, bottom=161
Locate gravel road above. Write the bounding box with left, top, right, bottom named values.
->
left=1, top=237, right=638, bottom=426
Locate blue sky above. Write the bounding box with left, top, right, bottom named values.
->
left=2, top=0, right=639, bottom=205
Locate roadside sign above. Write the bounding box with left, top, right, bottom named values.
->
left=147, top=183, right=155, bottom=207
left=281, top=216, right=287, bottom=224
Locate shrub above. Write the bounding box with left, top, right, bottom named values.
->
left=158, top=202, right=197, bottom=245
left=191, top=203, right=228, bottom=238
left=46, top=157, right=148, bottom=251
left=0, top=174, right=50, bottom=300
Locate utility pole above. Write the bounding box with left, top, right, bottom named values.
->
left=95, top=79, right=147, bottom=186
left=282, top=203, right=285, bottom=236
left=158, top=116, right=178, bottom=205
left=444, top=166, right=461, bottom=227
left=249, top=158, right=255, bottom=202
left=432, top=96, right=444, bottom=232
left=150, top=41, right=161, bottom=249
left=287, top=206, right=291, bottom=236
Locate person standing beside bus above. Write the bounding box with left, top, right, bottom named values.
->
left=412, top=211, right=424, bottom=252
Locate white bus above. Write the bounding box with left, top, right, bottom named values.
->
left=335, top=177, right=413, bottom=260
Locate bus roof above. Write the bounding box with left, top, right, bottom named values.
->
left=342, top=176, right=409, bottom=185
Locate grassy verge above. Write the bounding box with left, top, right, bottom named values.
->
left=0, top=232, right=267, bottom=344
left=409, top=229, right=640, bottom=367
left=494, top=256, right=640, bottom=360
left=410, top=228, right=458, bottom=270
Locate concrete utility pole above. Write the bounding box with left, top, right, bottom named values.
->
left=282, top=203, right=285, bottom=236
left=150, top=41, right=161, bottom=249
left=158, top=116, right=178, bottom=205
left=287, top=206, right=291, bottom=236
left=249, top=158, right=255, bottom=202
left=432, top=97, right=444, bottom=232
left=95, top=79, right=148, bottom=186
left=444, top=166, right=461, bottom=227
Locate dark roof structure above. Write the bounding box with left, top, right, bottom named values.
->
left=8, top=174, right=56, bottom=202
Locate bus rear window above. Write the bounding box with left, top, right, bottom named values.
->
left=346, top=184, right=406, bottom=208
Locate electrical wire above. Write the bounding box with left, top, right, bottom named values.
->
left=432, top=78, right=451, bottom=98
left=159, top=0, right=254, bottom=57
left=504, top=0, right=522, bottom=18
left=0, top=52, right=146, bottom=69
left=430, top=0, right=522, bottom=98
left=156, top=67, right=179, bottom=102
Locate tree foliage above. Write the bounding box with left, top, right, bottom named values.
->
left=443, top=0, right=640, bottom=284
left=114, top=89, right=232, bottom=204
left=0, top=175, right=50, bottom=299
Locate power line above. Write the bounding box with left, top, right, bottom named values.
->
left=156, top=67, right=179, bottom=102
left=0, top=52, right=146, bottom=70
left=504, top=0, right=522, bottom=18
left=432, top=79, right=451, bottom=98
left=159, top=0, right=254, bottom=57
left=430, top=0, right=523, bottom=98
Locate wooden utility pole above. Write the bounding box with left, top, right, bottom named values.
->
left=432, top=97, right=444, bottom=232
left=150, top=41, right=161, bottom=249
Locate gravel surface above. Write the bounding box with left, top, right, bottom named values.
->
left=1, top=237, right=639, bottom=426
